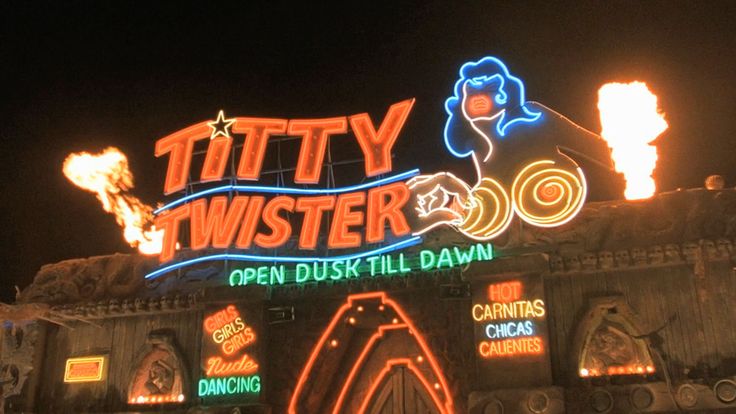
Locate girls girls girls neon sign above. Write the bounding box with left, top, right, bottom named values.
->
left=150, top=57, right=600, bottom=279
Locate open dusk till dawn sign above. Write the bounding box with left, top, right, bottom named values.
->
left=63, top=56, right=668, bottom=285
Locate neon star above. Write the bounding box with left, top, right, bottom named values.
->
left=207, top=110, right=235, bottom=140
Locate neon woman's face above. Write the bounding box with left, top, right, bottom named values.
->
left=465, top=93, right=494, bottom=117
left=462, top=76, right=506, bottom=120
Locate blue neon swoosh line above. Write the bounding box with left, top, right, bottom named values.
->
left=154, top=169, right=420, bottom=215
left=144, top=236, right=422, bottom=280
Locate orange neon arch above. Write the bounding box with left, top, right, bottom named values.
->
left=288, top=291, right=453, bottom=414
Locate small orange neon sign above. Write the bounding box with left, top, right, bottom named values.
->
left=64, top=356, right=106, bottom=383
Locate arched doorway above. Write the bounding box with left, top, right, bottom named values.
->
left=289, top=292, right=453, bottom=414
left=360, top=360, right=443, bottom=414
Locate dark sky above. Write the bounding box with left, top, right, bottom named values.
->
left=2, top=1, right=735, bottom=301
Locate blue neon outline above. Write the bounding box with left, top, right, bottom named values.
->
left=154, top=169, right=420, bottom=214
left=144, top=236, right=422, bottom=280
left=443, top=56, right=542, bottom=158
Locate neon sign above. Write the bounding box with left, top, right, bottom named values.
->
left=198, top=375, right=261, bottom=397
left=410, top=56, right=588, bottom=241
left=472, top=280, right=547, bottom=359
left=64, top=356, right=106, bottom=383
left=228, top=243, right=493, bottom=286
left=153, top=100, right=416, bottom=263
left=199, top=304, right=261, bottom=399
left=148, top=56, right=602, bottom=280
left=289, top=292, right=453, bottom=413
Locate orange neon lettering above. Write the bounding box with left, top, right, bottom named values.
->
left=236, top=196, right=265, bottom=249
left=488, top=281, right=523, bottom=303
left=289, top=117, right=348, bottom=184
left=477, top=336, right=544, bottom=358
left=154, top=204, right=190, bottom=262
left=365, top=182, right=411, bottom=243
left=255, top=196, right=295, bottom=248
left=155, top=122, right=210, bottom=194
left=200, top=136, right=232, bottom=182
left=190, top=196, right=249, bottom=250
left=204, top=305, right=240, bottom=334
left=349, top=98, right=415, bottom=177
left=295, top=196, right=336, bottom=249
left=233, top=118, right=288, bottom=180
left=205, top=354, right=258, bottom=377
left=328, top=192, right=365, bottom=248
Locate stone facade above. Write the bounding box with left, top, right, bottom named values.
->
left=2, top=188, right=736, bottom=413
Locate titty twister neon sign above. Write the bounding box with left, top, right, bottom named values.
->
left=150, top=57, right=595, bottom=279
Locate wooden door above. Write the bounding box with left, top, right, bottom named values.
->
left=365, top=366, right=442, bottom=414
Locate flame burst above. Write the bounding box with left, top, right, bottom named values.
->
left=63, top=147, right=164, bottom=255
left=598, top=82, right=668, bottom=200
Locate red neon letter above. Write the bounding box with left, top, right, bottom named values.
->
left=255, top=196, right=295, bottom=248
left=154, top=204, right=191, bottom=262
left=190, top=196, right=249, bottom=250
left=365, top=182, right=411, bottom=243
left=155, top=122, right=210, bottom=194
left=328, top=192, right=365, bottom=248
left=349, top=99, right=415, bottom=177
left=488, top=281, right=522, bottom=302
left=236, top=196, right=265, bottom=249
left=233, top=118, right=288, bottom=180
left=289, top=117, right=348, bottom=184
left=200, top=136, right=232, bottom=182
left=295, top=196, right=336, bottom=249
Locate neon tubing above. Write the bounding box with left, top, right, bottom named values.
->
left=154, top=169, right=420, bottom=214
left=144, top=236, right=421, bottom=280
left=288, top=291, right=453, bottom=414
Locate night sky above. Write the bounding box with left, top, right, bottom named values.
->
left=2, top=1, right=735, bottom=302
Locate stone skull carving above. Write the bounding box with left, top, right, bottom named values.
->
left=147, top=297, right=160, bottom=311
left=134, top=298, right=146, bottom=312
left=631, top=248, right=647, bottom=266
left=598, top=251, right=614, bottom=269
left=549, top=255, right=564, bottom=272
left=565, top=256, right=582, bottom=272
left=96, top=300, right=108, bottom=315
left=160, top=296, right=173, bottom=310
left=682, top=242, right=698, bottom=263
left=664, top=244, right=682, bottom=263
left=581, top=252, right=598, bottom=271
left=700, top=239, right=718, bottom=260
left=716, top=238, right=733, bottom=258
left=615, top=250, right=631, bottom=267
left=648, top=245, right=664, bottom=265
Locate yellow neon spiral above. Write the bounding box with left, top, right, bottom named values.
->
left=459, top=177, right=513, bottom=240
left=511, top=160, right=587, bottom=227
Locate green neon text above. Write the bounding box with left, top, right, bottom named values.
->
left=198, top=375, right=261, bottom=397
left=229, top=243, right=493, bottom=287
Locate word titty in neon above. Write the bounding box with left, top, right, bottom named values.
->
left=229, top=243, right=493, bottom=286
left=156, top=100, right=414, bottom=194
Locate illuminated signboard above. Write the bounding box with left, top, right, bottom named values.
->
left=473, top=280, right=546, bottom=358
left=228, top=243, right=493, bottom=286
left=64, top=356, right=106, bottom=383
left=471, top=275, right=552, bottom=388
left=148, top=56, right=610, bottom=280
left=198, top=304, right=261, bottom=399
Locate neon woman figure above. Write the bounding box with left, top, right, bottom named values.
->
left=410, top=57, right=614, bottom=239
